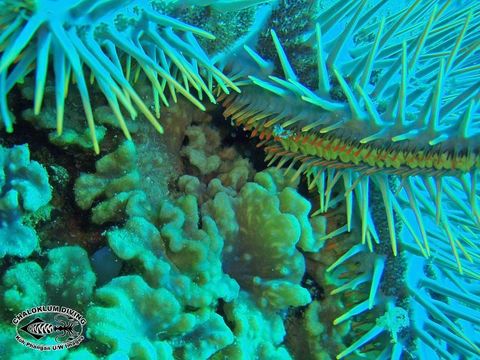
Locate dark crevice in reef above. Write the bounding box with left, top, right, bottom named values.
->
left=1, top=88, right=108, bottom=254
left=2, top=86, right=98, bottom=175
left=209, top=104, right=267, bottom=172
left=296, top=177, right=312, bottom=206
left=294, top=272, right=324, bottom=317
left=302, top=272, right=324, bottom=302
left=215, top=298, right=236, bottom=332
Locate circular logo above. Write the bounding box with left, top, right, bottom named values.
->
left=12, top=305, right=86, bottom=351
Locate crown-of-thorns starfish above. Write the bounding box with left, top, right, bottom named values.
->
left=0, top=0, right=252, bottom=153
left=222, top=0, right=480, bottom=272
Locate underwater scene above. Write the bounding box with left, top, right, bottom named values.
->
left=0, top=0, right=479, bottom=359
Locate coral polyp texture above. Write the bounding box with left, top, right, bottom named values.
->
left=0, top=144, right=51, bottom=258
left=0, top=0, right=479, bottom=360
left=0, top=0, right=243, bottom=153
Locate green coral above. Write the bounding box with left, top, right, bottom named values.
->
left=254, top=169, right=326, bottom=252
left=85, top=166, right=322, bottom=358
left=0, top=246, right=97, bottom=359
left=204, top=168, right=322, bottom=309
left=2, top=262, right=46, bottom=313
left=0, top=144, right=51, bottom=258
left=86, top=275, right=233, bottom=359
left=106, top=167, right=319, bottom=311
left=1, top=246, right=95, bottom=314
left=74, top=141, right=150, bottom=224
left=107, top=213, right=239, bottom=308
left=0, top=323, right=67, bottom=360
left=0, top=321, right=96, bottom=360
left=181, top=125, right=222, bottom=175
left=22, top=107, right=106, bottom=151
left=44, top=246, right=96, bottom=306
left=216, top=292, right=293, bottom=360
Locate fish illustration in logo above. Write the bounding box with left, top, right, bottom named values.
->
left=20, top=314, right=81, bottom=342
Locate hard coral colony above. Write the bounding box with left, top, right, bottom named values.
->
left=0, top=0, right=479, bottom=359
